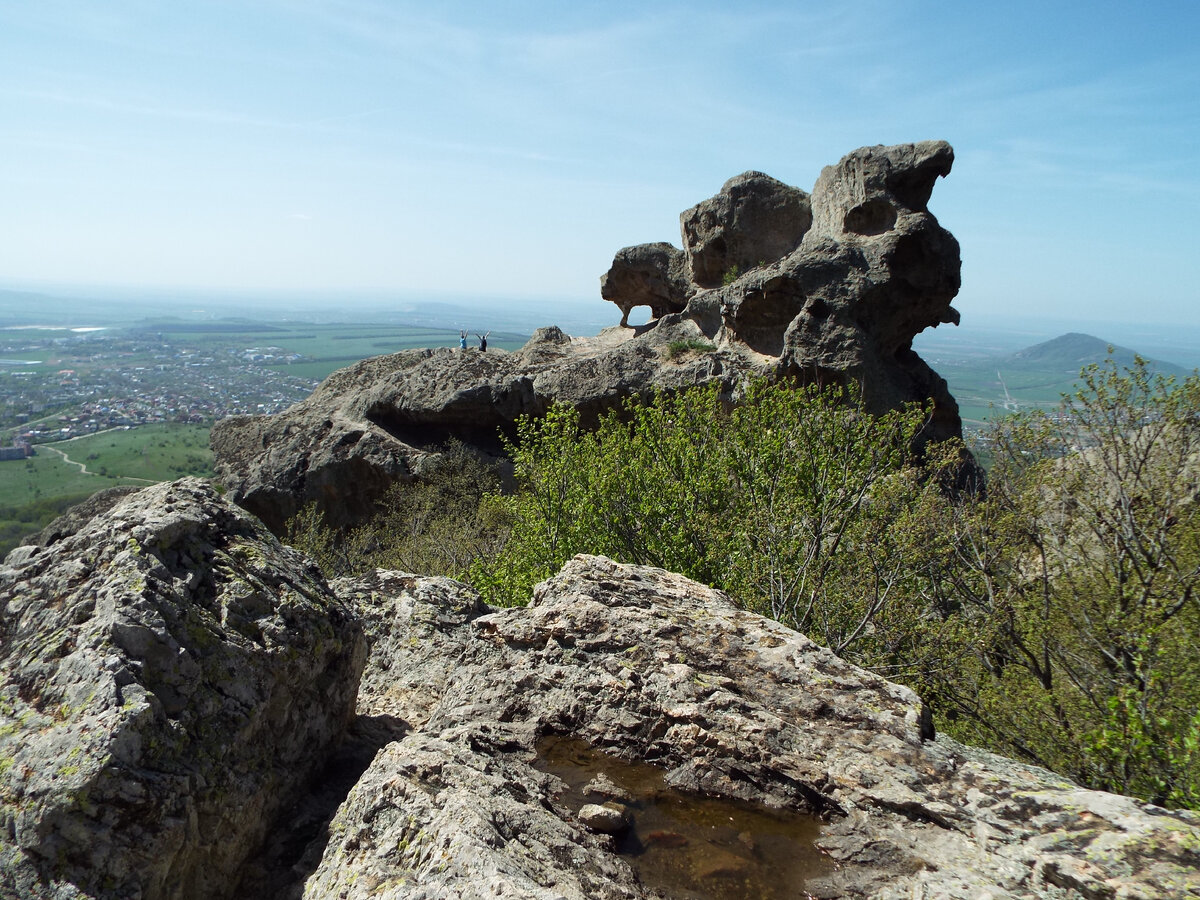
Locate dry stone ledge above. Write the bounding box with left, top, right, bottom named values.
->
left=306, top=555, right=1200, bottom=900
left=213, top=141, right=971, bottom=536
left=0, top=478, right=367, bottom=900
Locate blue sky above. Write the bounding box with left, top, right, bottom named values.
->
left=1, top=1, right=1197, bottom=325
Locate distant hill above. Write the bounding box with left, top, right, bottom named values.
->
left=1004, top=332, right=1190, bottom=378
left=921, top=331, right=1194, bottom=430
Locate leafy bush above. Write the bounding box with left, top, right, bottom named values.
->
left=283, top=356, right=1200, bottom=810
left=471, top=379, right=942, bottom=666
left=913, top=357, right=1200, bottom=807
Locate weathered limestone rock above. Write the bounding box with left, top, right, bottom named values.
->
left=15, top=485, right=141, bottom=551
left=0, top=483, right=1195, bottom=900
left=302, top=556, right=1199, bottom=900
left=0, top=479, right=367, bottom=900
left=767, top=141, right=962, bottom=429
left=212, top=141, right=968, bottom=535
left=599, top=242, right=692, bottom=327
left=211, top=325, right=740, bottom=533
left=679, top=170, right=812, bottom=288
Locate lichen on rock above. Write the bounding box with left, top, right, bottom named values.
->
left=1, top=495, right=1197, bottom=898
left=0, top=479, right=366, bottom=900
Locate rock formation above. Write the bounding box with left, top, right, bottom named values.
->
left=212, top=141, right=967, bottom=535
left=679, top=170, right=813, bottom=288
left=2, top=484, right=1197, bottom=898
left=0, top=479, right=366, bottom=900
left=599, top=242, right=691, bottom=327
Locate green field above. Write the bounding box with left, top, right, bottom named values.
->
left=0, top=424, right=214, bottom=556
left=62, top=424, right=213, bottom=482
left=137, top=321, right=530, bottom=382
left=937, top=362, right=1075, bottom=429
left=928, top=333, right=1193, bottom=433
left=0, top=318, right=536, bottom=556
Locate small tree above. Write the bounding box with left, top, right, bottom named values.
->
left=925, top=357, right=1200, bottom=807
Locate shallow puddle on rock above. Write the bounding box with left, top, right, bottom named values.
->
left=534, top=736, right=834, bottom=900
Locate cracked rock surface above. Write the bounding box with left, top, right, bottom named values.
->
left=0, top=479, right=366, bottom=900
left=4, top=488, right=1196, bottom=899
left=309, top=555, right=1200, bottom=900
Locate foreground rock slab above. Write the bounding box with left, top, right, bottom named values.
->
left=0, top=479, right=366, bottom=900
left=3, top=483, right=1193, bottom=899
left=311, top=556, right=1200, bottom=900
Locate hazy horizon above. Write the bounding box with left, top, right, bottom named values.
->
left=2, top=2, right=1197, bottom=328
left=6, top=281, right=1200, bottom=370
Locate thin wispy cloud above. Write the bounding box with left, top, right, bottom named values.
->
left=0, top=0, right=1196, bottom=320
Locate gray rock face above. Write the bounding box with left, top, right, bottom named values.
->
left=15, top=486, right=141, bottom=551
left=211, top=325, right=743, bottom=533
left=0, top=487, right=1195, bottom=899
left=599, top=242, right=692, bottom=327
left=300, top=555, right=1199, bottom=900
left=212, top=141, right=967, bottom=535
left=0, top=479, right=366, bottom=900
left=732, top=142, right=963, bottom=441
left=680, top=170, right=813, bottom=288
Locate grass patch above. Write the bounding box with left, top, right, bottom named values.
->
left=63, top=424, right=213, bottom=482
left=0, top=423, right=214, bottom=557
left=665, top=339, right=717, bottom=361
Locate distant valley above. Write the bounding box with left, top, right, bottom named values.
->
left=915, top=323, right=1196, bottom=433
left=0, top=304, right=532, bottom=555
left=1, top=285, right=1197, bottom=555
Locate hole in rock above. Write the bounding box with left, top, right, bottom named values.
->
left=843, top=199, right=897, bottom=236
left=623, top=305, right=654, bottom=327
left=535, top=735, right=835, bottom=900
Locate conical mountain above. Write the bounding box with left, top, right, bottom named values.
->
left=1004, top=332, right=1189, bottom=377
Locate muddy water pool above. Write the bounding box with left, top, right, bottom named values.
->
left=534, top=736, right=834, bottom=899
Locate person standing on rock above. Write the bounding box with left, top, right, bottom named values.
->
left=459, top=330, right=468, bottom=350
left=477, top=331, right=490, bottom=352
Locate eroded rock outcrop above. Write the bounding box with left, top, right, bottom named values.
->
left=599, top=242, right=692, bottom=327
left=0, top=479, right=366, bottom=900
left=302, top=556, right=1199, bottom=899
left=680, top=170, right=813, bottom=288
left=212, top=141, right=965, bottom=536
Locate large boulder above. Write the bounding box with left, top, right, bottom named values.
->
left=0, top=488, right=1195, bottom=900
left=679, top=170, right=813, bottom=288
left=297, top=556, right=1200, bottom=899
left=0, top=479, right=367, bottom=900
left=212, top=141, right=967, bottom=535
left=599, top=242, right=692, bottom=327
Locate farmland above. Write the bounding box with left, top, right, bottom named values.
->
left=0, top=315, right=529, bottom=555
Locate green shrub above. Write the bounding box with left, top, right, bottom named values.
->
left=472, top=378, right=940, bottom=659
left=917, top=357, right=1200, bottom=808
left=286, top=440, right=507, bottom=581
left=664, top=339, right=717, bottom=361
